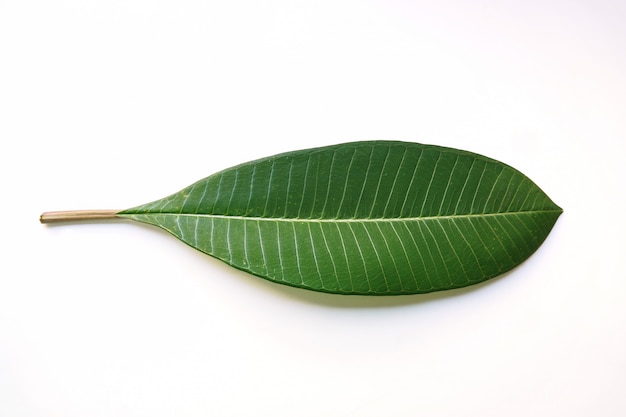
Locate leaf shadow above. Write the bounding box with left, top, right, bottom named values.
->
left=251, top=269, right=515, bottom=309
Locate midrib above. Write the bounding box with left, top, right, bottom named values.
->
left=122, top=209, right=562, bottom=223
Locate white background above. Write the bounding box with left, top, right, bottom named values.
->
left=1, top=1, right=625, bottom=416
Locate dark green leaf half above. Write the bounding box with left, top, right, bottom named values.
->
left=119, top=141, right=562, bottom=295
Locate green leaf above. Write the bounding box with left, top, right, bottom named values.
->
left=118, top=141, right=562, bottom=295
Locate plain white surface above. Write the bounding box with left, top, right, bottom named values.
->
left=1, top=1, right=625, bottom=416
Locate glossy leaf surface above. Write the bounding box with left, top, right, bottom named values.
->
left=119, top=141, right=561, bottom=295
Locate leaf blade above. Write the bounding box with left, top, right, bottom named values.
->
left=119, top=141, right=562, bottom=295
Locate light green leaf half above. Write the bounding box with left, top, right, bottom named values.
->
left=119, top=141, right=562, bottom=295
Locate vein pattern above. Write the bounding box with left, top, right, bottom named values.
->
left=119, top=141, right=562, bottom=295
